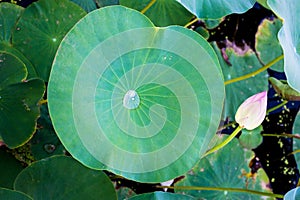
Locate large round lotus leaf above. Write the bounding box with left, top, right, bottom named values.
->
left=0, top=149, right=24, bottom=189
left=128, top=191, right=195, bottom=200
left=0, top=3, right=23, bottom=44
left=284, top=187, right=300, bottom=200
left=12, top=0, right=86, bottom=81
left=255, top=18, right=283, bottom=72
left=0, top=188, right=32, bottom=200
left=120, top=0, right=193, bottom=26
left=268, top=0, right=300, bottom=92
left=176, top=0, right=256, bottom=19
left=14, top=156, right=117, bottom=200
left=0, top=53, right=45, bottom=148
left=48, top=6, right=225, bottom=182
left=175, top=137, right=272, bottom=199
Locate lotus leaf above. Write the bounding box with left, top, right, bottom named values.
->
left=48, top=6, right=225, bottom=182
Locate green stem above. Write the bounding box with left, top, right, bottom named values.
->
left=203, top=126, right=243, bottom=157
left=156, top=185, right=284, bottom=199
left=184, top=18, right=199, bottom=28
left=141, top=0, right=156, bottom=14
left=224, top=54, right=284, bottom=86
left=38, top=99, right=48, bottom=105
left=289, top=149, right=300, bottom=156
left=262, top=133, right=300, bottom=140
left=267, top=100, right=288, bottom=113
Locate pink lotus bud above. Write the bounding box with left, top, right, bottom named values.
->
left=235, top=91, right=268, bottom=130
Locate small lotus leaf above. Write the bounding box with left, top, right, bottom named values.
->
left=0, top=149, right=23, bottom=189
left=12, top=0, right=86, bottom=81
left=0, top=3, right=23, bottom=45
left=0, top=53, right=45, bottom=148
left=175, top=137, right=272, bottom=199
left=239, top=125, right=263, bottom=149
left=14, top=156, right=117, bottom=200
left=255, top=18, right=283, bottom=72
left=211, top=42, right=268, bottom=121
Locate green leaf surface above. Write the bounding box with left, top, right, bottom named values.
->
left=175, top=137, right=272, bottom=199
left=30, top=105, right=65, bottom=160
left=48, top=6, right=225, bottom=182
left=117, top=187, right=136, bottom=200
left=14, top=156, right=117, bottom=200
left=269, top=77, right=300, bottom=101
left=0, top=149, right=24, bottom=189
left=0, top=53, right=45, bottom=148
left=0, top=44, right=37, bottom=79
left=120, top=0, right=193, bottom=26
left=284, top=187, right=300, bottom=200
left=0, top=53, right=26, bottom=90
left=70, top=0, right=97, bottom=12
left=256, top=0, right=270, bottom=9
left=96, top=0, right=119, bottom=7
left=0, top=79, right=45, bottom=148
left=176, top=0, right=256, bottom=19
left=12, top=0, right=86, bottom=81
left=239, top=125, right=263, bottom=149
left=0, top=3, right=23, bottom=44
left=211, top=42, right=268, bottom=121
left=255, top=18, right=283, bottom=72
left=268, top=0, right=300, bottom=92
left=128, top=192, right=195, bottom=200
left=0, top=188, right=32, bottom=200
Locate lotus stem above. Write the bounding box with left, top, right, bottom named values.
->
left=224, top=54, right=284, bottom=85
left=156, top=185, right=284, bottom=199
left=184, top=18, right=199, bottom=28
left=203, top=126, right=243, bottom=157
left=141, top=0, right=156, bottom=14
left=267, top=100, right=288, bottom=113
left=39, top=99, right=48, bottom=105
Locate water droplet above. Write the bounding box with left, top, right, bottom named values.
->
left=123, top=90, right=140, bottom=109
left=224, top=191, right=228, bottom=195
left=44, top=144, right=56, bottom=153
left=52, top=38, right=57, bottom=42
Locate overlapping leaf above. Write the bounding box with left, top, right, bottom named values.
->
left=268, top=0, right=300, bottom=92
left=175, top=137, right=272, bottom=199
left=176, top=0, right=256, bottom=19
left=255, top=18, right=283, bottom=72
left=0, top=53, right=44, bottom=148
left=120, top=0, right=193, bottom=26
left=14, top=156, right=117, bottom=200
left=12, top=0, right=86, bottom=81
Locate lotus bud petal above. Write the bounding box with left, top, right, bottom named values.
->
left=235, top=91, right=268, bottom=130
